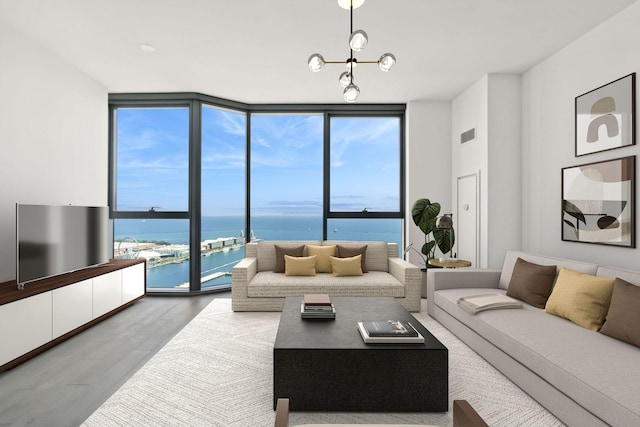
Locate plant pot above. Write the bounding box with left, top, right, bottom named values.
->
left=421, top=264, right=442, bottom=298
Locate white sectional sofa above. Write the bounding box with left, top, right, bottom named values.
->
left=427, top=250, right=640, bottom=427
left=232, top=240, right=421, bottom=312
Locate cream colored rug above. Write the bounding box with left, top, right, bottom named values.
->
left=82, top=299, right=563, bottom=427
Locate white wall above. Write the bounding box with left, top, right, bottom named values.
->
left=452, top=74, right=522, bottom=268
left=405, top=101, right=452, bottom=267
left=522, top=2, right=640, bottom=271
left=0, top=22, right=108, bottom=282
left=487, top=75, right=522, bottom=267
left=452, top=77, right=489, bottom=266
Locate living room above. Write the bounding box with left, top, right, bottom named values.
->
left=1, top=1, right=640, bottom=426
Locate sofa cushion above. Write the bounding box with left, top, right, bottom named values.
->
left=498, top=250, right=598, bottom=290
left=284, top=255, right=316, bottom=276
left=506, top=257, right=557, bottom=308
left=434, top=287, right=640, bottom=427
left=330, top=255, right=363, bottom=277
left=274, top=245, right=305, bottom=273
left=329, top=241, right=388, bottom=272
left=600, top=277, right=640, bottom=347
left=256, top=241, right=321, bottom=272
left=544, top=268, right=614, bottom=331
left=307, top=245, right=336, bottom=273
left=336, top=244, right=368, bottom=273
left=247, top=271, right=404, bottom=298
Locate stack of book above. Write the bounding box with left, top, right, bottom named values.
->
left=301, top=294, right=336, bottom=319
left=357, top=319, right=424, bottom=343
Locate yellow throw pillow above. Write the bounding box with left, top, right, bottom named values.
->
left=544, top=268, right=615, bottom=331
left=284, top=255, right=316, bottom=276
left=306, top=245, right=336, bottom=273
left=330, top=255, right=363, bottom=277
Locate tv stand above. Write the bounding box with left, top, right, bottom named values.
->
left=0, top=259, right=145, bottom=372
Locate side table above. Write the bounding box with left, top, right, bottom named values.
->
left=428, top=258, right=472, bottom=269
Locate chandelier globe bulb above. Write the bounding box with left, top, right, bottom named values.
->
left=349, top=30, right=368, bottom=51
left=378, top=53, right=396, bottom=72
left=343, top=83, right=360, bottom=103
left=339, top=71, right=351, bottom=88
left=308, top=53, right=325, bottom=72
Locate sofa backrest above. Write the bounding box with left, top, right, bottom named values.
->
left=498, top=250, right=598, bottom=290
left=246, top=240, right=394, bottom=273
left=597, top=266, right=640, bottom=286
left=322, top=241, right=390, bottom=272
left=250, top=241, right=322, bottom=272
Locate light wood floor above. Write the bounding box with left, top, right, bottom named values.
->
left=0, top=291, right=229, bottom=427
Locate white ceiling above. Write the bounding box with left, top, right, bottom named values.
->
left=1, top=0, right=637, bottom=104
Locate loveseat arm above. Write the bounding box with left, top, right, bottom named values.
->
left=231, top=257, right=257, bottom=311
left=427, top=269, right=501, bottom=315
left=389, top=257, right=421, bottom=312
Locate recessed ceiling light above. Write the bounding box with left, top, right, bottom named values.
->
left=140, top=44, right=156, bottom=53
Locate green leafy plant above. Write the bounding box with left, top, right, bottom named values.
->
left=405, top=198, right=455, bottom=269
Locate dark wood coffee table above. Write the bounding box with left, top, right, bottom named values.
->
left=273, top=297, right=448, bottom=412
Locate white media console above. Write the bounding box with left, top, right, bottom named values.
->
left=0, top=259, right=146, bottom=372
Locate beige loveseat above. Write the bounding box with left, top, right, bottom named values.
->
left=232, top=241, right=421, bottom=312
left=428, top=250, right=640, bottom=426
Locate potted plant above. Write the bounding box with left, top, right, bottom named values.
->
left=405, top=198, right=455, bottom=269
left=405, top=198, right=455, bottom=298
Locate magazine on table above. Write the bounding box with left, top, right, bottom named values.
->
left=457, top=293, right=522, bottom=315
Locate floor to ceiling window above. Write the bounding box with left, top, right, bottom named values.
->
left=250, top=113, right=324, bottom=240
left=111, top=106, right=191, bottom=290
left=110, top=95, right=404, bottom=293
left=200, top=104, right=247, bottom=290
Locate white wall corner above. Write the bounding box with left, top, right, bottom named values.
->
left=405, top=100, right=452, bottom=267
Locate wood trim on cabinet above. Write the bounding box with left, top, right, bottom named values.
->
left=0, top=259, right=145, bottom=306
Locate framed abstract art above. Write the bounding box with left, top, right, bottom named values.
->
left=562, top=156, right=635, bottom=248
left=575, top=73, right=635, bottom=157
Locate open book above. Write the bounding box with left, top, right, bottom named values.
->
left=457, top=293, right=522, bottom=315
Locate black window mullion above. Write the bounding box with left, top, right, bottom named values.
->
left=189, top=99, right=202, bottom=292
left=323, top=112, right=331, bottom=241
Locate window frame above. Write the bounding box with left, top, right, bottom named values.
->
left=109, top=93, right=405, bottom=294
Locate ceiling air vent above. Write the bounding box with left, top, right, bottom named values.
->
left=460, top=127, right=476, bottom=144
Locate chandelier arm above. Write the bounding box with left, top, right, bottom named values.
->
left=316, top=60, right=379, bottom=65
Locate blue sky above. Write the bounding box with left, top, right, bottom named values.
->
left=116, top=107, right=400, bottom=216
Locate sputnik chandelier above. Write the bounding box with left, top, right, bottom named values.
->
left=307, top=0, right=396, bottom=103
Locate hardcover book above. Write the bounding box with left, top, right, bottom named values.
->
left=303, top=293, right=332, bottom=306
left=357, top=321, right=424, bottom=344
left=300, top=303, right=336, bottom=319
left=361, top=320, right=419, bottom=337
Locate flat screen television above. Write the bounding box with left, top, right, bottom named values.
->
left=16, top=204, right=110, bottom=287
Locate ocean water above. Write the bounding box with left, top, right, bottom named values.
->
left=114, top=216, right=402, bottom=289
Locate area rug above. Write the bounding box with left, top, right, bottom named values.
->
left=82, top=299, right=564, bottom=427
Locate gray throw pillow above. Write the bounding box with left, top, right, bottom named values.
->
left=506, top=257, right=557, bottom=308
left=274, top=245, right=304, bottom=273
left=599, top=278, right=640, bottom=347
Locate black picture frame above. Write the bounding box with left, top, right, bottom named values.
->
left=575, top=73, right=635, bottom=157
left=562, top=156, right=635, bottom=248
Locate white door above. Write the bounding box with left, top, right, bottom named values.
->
left=457, top=173, right=478, bottom=266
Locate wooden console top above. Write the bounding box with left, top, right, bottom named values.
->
left=0, top=259, right=145, bottom=306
